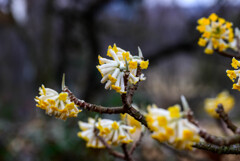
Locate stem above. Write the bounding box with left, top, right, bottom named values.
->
left=64, top=87, right=125, bottom=114
left=63, top=87, right=150, bottom=130
left=127, top=66, right=142, bottom=105
left=216, top=104, right=240, bottom=134
left=216, top=50, right=240, bottom=59
left=215, top=119, right=229, bottom=136
left=122, top=144, right=134, bottom=161
left=193, top=142, right=240, bottom=154
left=94, top=128, right=125, bottom=159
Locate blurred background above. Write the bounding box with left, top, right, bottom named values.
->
left=1, top=0, right=240, bottom=160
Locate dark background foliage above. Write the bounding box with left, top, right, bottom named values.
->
left=1, top=0, right=240, bottom=160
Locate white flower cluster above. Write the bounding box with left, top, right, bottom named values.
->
left=230, top=27, right=240, bottom=51
left=97, top=44, right=149, bottom=93
left=35, top=85, right=81, bottom=120
left=78, top=118, right=137, bottom=148
left=146, top=97, right=200, bottom=150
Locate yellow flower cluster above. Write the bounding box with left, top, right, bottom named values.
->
left=97, top=44, right=149, bottom=93
left=146, top=104, right=200, bottom=150
left=226, top=57, right=240, bottom=91
left=78, top=118, right=137, bottom=148
left=120, top=104, right=142, bottom=129
left=121, top=113, right=142, bottom=129
left=197, top=13, right=234, bottom=54
left=204, top=91, right=235, bottom=118
left=35, top=85, right=81, bottom=120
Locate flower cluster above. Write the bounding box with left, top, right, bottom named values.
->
left=146, top=104, right=200, bottom=150
left=229, top=28, right=240, bottom=51
left=35, top=85, right=81, bottom=120
left=197, top=13, right=234, bottom=54
left=204, top=91, right=235, bottom=118
left=78, top=117, right=137, bottom=148
left=97, top=44, right=149, bottom=93
left=226, top=57, right=240, bottom=91
left=121, top=105, right=142, bottom=129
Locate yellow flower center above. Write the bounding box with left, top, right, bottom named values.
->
left=157, top=116, right=168, bottom=127
left=231, top=58, right=240, bottom=69
left=65, top=102, right=75, bottom=110
left=111, top=85, right=121, bottom=93
left=168, top=105, right=181, bottom=118
left=113, top=43, right=118, bottom=53
left=129, top=61, right=138, bottom=69
left=129, top=127, right=136, bottom=134
left=47, top=99, right=55, bottom=105
left=165, top=127, right=174, bottom=136
left=58, top=92, right=68, bottom=101
left=41, top=85, right=46, bottom=95
left=98, top=55, right=104, bottom=65
left=226, top=70, right=237, bottom=82
left=122, top=52, right=130, bottom=61
left=99, top=127, right=111, bottom=136
left=152, top=132, right=169, bottom=142
left=140, top=60, right=149, bottom=69
left=108, top=74, right=117, bottom=83
left=183, top=129, right=194, bottom=140
left=233, top=84, right=240, bottom=91
left=112, top=121, right=119, bottom=130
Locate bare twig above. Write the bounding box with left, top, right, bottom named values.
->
left=216, top=104, right=240, bottom=134
left=121, top=72, right=130, bottom=107
left=193, top=142, right=240, bottom=154
left=63, top=87, right=149, bottom=130
left=199, top=129, right=240, bottom=146
left=186, top=107, right=240, bottom=147
left=237, top=36, right=240, bottom=55
left=63, top=87, right=125, bottom=114
left=186, top=110, right=199, bottom=127
left=126, top=106, right=148, bottom=128
left=121, top=144, right=134, bottom=161
left=127, top=66, right=142, bottom=105
left=215, top=119, right=229, bottom=136
left=94, top=127, right=125, bottom=159
left=216, top=50, right=240, bottom=59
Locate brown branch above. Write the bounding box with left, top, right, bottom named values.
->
left=129, top=132, right=144, bottom=155
left=199, top=129, right=240, bottom=146
left=94, top=127, right=125, bottom=159
left=216, top=50, right=240, bottom=59
left=126, top=106, right=148, bottom=128
left=121, top=144, right=134, bottom=161
left=63, top=87, right=150, bottom=130
left=121, top=72, right=130, bottom=107
left=215, top=119, right=229, bottom=136
left=186, top=108, right=240, bottom=146
left=216, top=104, right=240, bottom=134
left=127, top=66, right=142, bottom=105
left=237, top=36, right=240, bottom=55
left=186, top=110, right=199, bottom=127
left=193, top=142, right=240, bottom=154
left=63, top=87, right=125, bottom=114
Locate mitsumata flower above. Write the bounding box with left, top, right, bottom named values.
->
left=204, top=91, right=235, bottom=118
left=230, top=28, right=240, bottom=51
left=197, top=13, right=234, bottom=54
left=146, top=104, right=200, bottom=150
left=78, top=117, right=137, bottom=148
left=97, top=44, right=149, bottom=93
left=227, top=57, right=240, bottom=91
left=121, top=104, right=142, bottom=129
left=35, top=85, right=81, bottom=120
